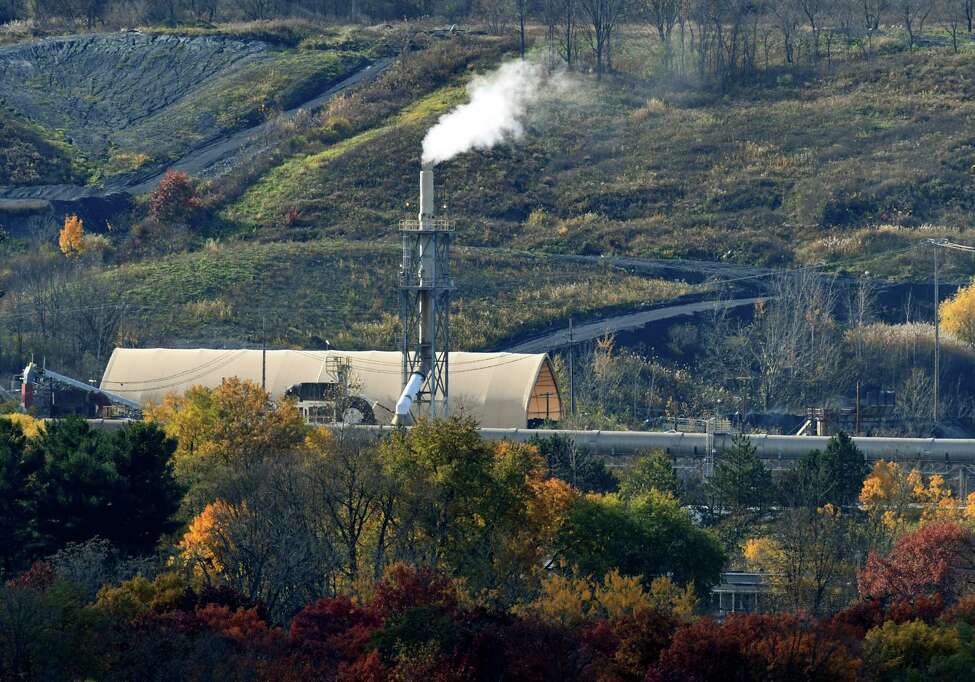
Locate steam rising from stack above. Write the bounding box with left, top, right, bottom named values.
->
left=421, top=59, right=572, bottom=167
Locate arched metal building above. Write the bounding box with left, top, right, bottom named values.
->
left=100, top=349, right=562, bottom=429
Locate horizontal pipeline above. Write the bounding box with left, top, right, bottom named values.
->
left=83, top=421, right=975, bottom=464
left=334, top=425, right=975, bottom=464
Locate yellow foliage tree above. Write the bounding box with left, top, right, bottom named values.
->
left=95, top=572, right=190, bottom=620
left=58, top=214, right=87, bottom=258
left=513, top=569, right=696, bottom=626
left=2, top=413, right=42, bottom=438
left=145, top=377, right=307, bottom=474
left=940, top=279, right=975, bottom=346
left=860, top=460, right=975, bottom=533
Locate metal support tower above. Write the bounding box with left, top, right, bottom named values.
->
left=398, top=167, right=454, bottom=419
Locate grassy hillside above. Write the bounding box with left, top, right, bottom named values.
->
left=217, top=41, right=975, bottom=277
left=2, top=239, right=693, bottom=376
left=95, top=239, right=692, bottom=351
left=0, top=116, right=84, bottom=185
left=8, top=27, right=975, bottom=381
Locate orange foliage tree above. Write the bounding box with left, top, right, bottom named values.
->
left=58, top=214, right=87, bottom=257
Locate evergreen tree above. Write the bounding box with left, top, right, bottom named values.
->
left=781, top=432, right=867, bottom=508
left=25, top=417, right=184, bottom=559
left=705, top=434, right=772, bottom=553
left=0, top=419, right=37, bottom=571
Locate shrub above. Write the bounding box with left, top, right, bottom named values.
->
left=148, top=170, right=200, bottom=225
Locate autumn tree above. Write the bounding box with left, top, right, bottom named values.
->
left=858, top=522, right=975, bottom=604
left=178, top=453, right=337, bottom=622
left=860, top=460, right=975, bottom=542
left=939, top=277, right=975, bottom=347
left=745, top=502, right=855, bottom=616
left=378, top=417, right=562, bottom=604
left=648, top=613, right=861, bottom=682
left=862, top=619, right=962, bottom=680
left=146, top=378, right=307, bottom=510
left=58, top=214, right=87, bottom=258
left=148, top=170, right=200, bottom=225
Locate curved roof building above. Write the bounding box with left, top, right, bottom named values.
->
left=100, top=348, right=562, bottom=429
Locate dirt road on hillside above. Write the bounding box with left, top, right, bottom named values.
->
left=0, top=57, right=392, bottom=202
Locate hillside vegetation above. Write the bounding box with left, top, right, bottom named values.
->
left=4, top=238, right=691, bottom=376
left=219, top=41, right=975, bottom=275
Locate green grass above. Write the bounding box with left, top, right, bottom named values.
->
left=92, top=239, right=693, bottom=351
left=225, top=85, right=466, bottom=227
left=0, top=115, right=87, bottom=185
left=141, top=20, right=392, bottom=54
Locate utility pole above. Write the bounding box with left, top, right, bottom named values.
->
left=261, top=312, right=267, bottom=393
left=568, top=317, right=576, bottom=416
left=934, top=242, right=940, bottom=425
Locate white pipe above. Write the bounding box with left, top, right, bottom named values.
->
left=391, top=371, right=425, bottom=426
left=331, top=425, right=975, bottom=463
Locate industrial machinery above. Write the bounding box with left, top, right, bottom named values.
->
left=19, top=361, right=142, bottom=418
left=285, top=355, right=377, bottom=426
left=284, top=382, right=376, bottom=425
left=392, top=165, right=454, bottom=426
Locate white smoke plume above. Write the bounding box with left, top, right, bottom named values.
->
left=421, top=59, right=570, bottom=167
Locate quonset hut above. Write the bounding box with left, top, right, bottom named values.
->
left=100, top=349, right=562, bottom=429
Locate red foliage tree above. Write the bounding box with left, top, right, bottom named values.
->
left=372, top=564, right=458, bottom=618
left=858, top=522, right=975, bottom=603
left=581, top=609, right=677, bottom=680
left=148, top=170, right=200, bottom=224
left=8, top=560, right=56, bottom=590
left=195, top=604, right=284, bottom=652
left=647, top=614, right=860, bottom=682
left=290, top=595, right=380, bottom=662
left=941, top=593, right=975, bottom=625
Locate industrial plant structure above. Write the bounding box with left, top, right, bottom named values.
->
left=392, top=165, right=453, bottom=426
left=99, top=348, right=563, bottom=429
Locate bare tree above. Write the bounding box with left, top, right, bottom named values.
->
left=772, top=0, right=803, bottom=63
left=861, top=0, right=890, bottom=30
left=896, top=0, right=933, bottom=49
left=938, top=0, right=967, bottom=51
left=644, top=0, right=682, bottom=68
left=515, top=0, right=530, bottom=57
left=797, top=0, right=830, bottom=60
left=546, top=0, right=580, bottom=66
left=579, top=0, right=627, bottom=76
left=737, top=272, right=843, bottom=410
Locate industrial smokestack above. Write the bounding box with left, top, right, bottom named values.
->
left=419, top=164, right=434, bottom=227
left=392, top=167, right=438, bottom=427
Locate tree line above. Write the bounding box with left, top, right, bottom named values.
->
left=7, top=1, right=974, bottom=81
left=4, top=384, right=975, bottom=678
